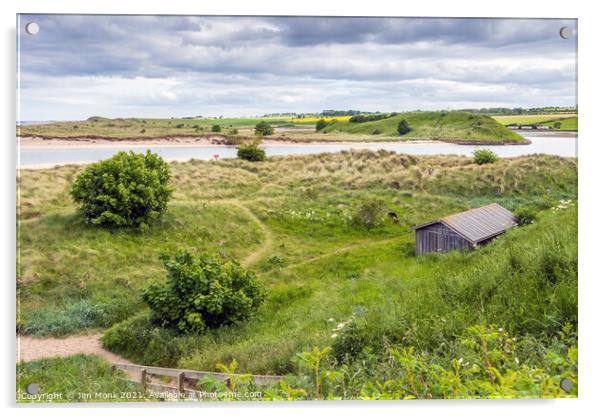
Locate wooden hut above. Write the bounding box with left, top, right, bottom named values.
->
left=411, top=203, right=517, bottom=255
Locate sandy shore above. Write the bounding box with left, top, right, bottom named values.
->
left=18, top=135, right=441, bottom=149
left=19, top=135, right=223, bottom=149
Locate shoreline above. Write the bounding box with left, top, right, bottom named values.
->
left=17, top=135, right=535, bottom=150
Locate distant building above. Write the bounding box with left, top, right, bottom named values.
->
left=411, top=203, right=518, bottom=255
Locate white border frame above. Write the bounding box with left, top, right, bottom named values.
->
left=2, top=1, right=600, bottom=415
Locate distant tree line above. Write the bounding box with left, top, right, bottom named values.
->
left=349, top=113, right=399, bottom=123
left=454, top=107, right=577, bottom=115
left=320, top=109, right=362, bottom=117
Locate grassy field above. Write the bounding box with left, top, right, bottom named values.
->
left=17, top=354, right=145, bottom=403
left=322, top=112, right=525, bottom=143
left=17, top=116, right=291, bottom=139
left=541, top=117, right=578, bottom=130
left=493, top=113, right=577, bottom=130
left=18, top=112, right=527, bottom=144
left=18, top=150, right=577, bottom=393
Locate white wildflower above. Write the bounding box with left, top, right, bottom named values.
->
left=328, top=318, right=335, bottom=323
left=331, top=333, right=338, bottom=339
left=458, top=357, right=463, bottom=364
left=336, top=323, right=345, bottom=330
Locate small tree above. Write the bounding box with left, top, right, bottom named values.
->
left=315, top=119, right=328, bottom=132
left=255, top=121, right=274, bottom=136
left=70, top=151, right=172, bottom=230
left=211, top=124, right=222, bottom=133
left=142, top=251, right=265, bottom=333
left=351, top=199, right=387, bottom=229
left=237, top=141, right=266, bottom=162
left=472, top=148, right=499, bottom=165
left=514, top=206, right=537, bottom=226
left=397, top=119, right=411, bottom=135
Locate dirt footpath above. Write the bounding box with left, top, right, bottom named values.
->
left=17, top=333, right=133, bottom=365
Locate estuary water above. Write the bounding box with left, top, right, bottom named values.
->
left=18, top=133, right=576, bottom=168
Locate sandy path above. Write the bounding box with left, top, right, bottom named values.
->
left=17, top=334, right=133, bottom=365
left=210, top=200, right=274, bottom=268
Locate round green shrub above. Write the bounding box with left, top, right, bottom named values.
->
left=514, top=206, right=537, bottom=225
left=315, top=119, right=329, bottom=131
left=70, top=151, right=172, bottom=230
left=142, top=250, right=265, bottom=334
left=397, top=119, right=411, bottom=135
left=237, top=141, right=267, bottom=162
left=472, top=148, right=499, bottom=165
left=211, top=124, right=221, bottom=132
left=351, top=199, right=387, bottom=229
left=254, top=121, right=274, bottom=136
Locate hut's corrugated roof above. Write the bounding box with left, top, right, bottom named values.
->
left=412, top=203, right=517, bottom=244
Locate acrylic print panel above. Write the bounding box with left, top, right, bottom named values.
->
left=16, top=15, right=577, bottom=403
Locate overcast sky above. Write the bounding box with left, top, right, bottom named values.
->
left=17, top=15, right=577, bottom=120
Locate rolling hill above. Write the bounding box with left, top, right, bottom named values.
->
left=321, top=111, right=527, bottom=143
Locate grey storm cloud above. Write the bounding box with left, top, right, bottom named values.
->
left=17, top=14, right=577, bottom=120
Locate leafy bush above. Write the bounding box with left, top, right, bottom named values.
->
left=514, top=206, right=537, bottom=225
left=351, top=199, right=387, bottom=229
left=397, top=119, right=411, bottom=135
left=315, top=119, right=329, bottom=131
left=70, top=151, right=172, bottom=230
left=211, top=124, right=221, bottom=132
left=237, top=141, right=267, bottom=162
left=142, top=251, right=265, bottom=333
left=255, top=121, right=274, bottom=136
left=268, top=255, right=285, bottom=267
left=259, top=324, right=577, bottom=400
left=472, top=148, right=499, bottom=165
left=371, top=128, right=381, bottom=135
left=331, top=319, right=373, bottom=361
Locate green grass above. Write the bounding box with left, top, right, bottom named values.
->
left=493, top=113, right=577, bottom=129
left=541, top=117, right=578, bottom=130
left=17, top=354, right=146, bottom=403
left=19, top=112, right=529, bottom=143
left=322, top=112, right=526, bottom=143
left=18, top=151, right=577, bottom=390
left=18, top=202, right=264, bottom=336
left=17, top=116, right=290, bottom=139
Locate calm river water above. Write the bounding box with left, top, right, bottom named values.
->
left=18, top=133, right=577, bottom=168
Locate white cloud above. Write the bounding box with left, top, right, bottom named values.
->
left=17, top=15, right=577, bottom=120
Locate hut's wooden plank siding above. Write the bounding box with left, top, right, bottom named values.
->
left=412, top=204, right=517, bottom=255
left=415, top=222, right=472, bottom=255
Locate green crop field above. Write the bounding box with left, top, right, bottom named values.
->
left=18, top=111, right=528, bottom=144
left=541, top=117, right=578, bottom=130
left=17, top=150, right=577, bottom=400
left=493, top=113, right=577, bottom=129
